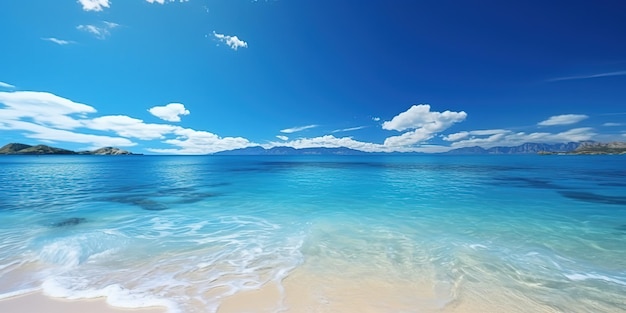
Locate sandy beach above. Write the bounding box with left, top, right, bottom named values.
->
left=0, top=266, right=566, bottom=313
left=0, top=292, right=165, bottom=313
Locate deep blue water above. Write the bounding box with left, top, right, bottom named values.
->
left=0, top=155, right=625, bottom=312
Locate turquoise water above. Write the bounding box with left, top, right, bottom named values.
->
left=0, top=155, right=625, bottom=312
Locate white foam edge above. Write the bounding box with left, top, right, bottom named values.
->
left=0, top=287, right=41, bottom=301
left=41, top=278, right=179, bottom=313
left=564, top=272, right=626, bottom=286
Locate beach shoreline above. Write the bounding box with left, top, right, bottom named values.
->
left=0, top=292, right=166, bottom=313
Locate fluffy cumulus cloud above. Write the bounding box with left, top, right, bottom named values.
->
left=280, top=124, right=318, bottom=134
left=382, top=104, right=467, bottom=147
left=148, top=103, right=190, bottom=122
left=213, top=31, right=248, bottom=50
left=77, top=22, right=119, bottom=40
left=538, top=114, right=588, bottom=126
left=78, top=0, right=110, bottom=11
left=149, top=128, right=252, bottom=154
left=383, top=104, right=467, bottom=132
left=0, top=90, right=252, bottom=153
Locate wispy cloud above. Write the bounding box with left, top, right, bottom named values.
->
left=538, top=114, right=588, bottom=126
left=331, top=126, right=367, bottom=133
left=449, top=128, right=596, bottom=149
left=78, top=0, right=110, bottom=11
left=280, top=124, right=318, bottom=134
left=276, top=135, right=288, bottom=141
left=148, top=103, right=190, bottom=122
left=442, top=129, right=509, bottom=142
left=77, top=22, right=120, bottom=40
left=42, top=37, right=75, bottom=45
left=603, top=122, right=623, bottom=127
left=146, top=0, right=189, bottom=3
left=548, top=70, right=626, bottom=82
left=213, top=31, right=248, bottom=51
left=372, top=117, right=380, bottom=121
left=0, top=82, right=15, bottom=89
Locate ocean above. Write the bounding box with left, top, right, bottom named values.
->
left=0, top=155, right=624, bottom=312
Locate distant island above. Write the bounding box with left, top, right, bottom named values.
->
left=216, top=141, right=626, bottom=155
left=444, top=142, right=583, bottom=155
left=0, top=143, right=141, bottom=155
left=537, top=142, right=626, bottom=155
left=2, top=141, right=625, bottom=156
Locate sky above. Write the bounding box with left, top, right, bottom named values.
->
left=1, top=0, right=625, bottom=154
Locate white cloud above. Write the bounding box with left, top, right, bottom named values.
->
left=213, top=31, right=248, bottom=50
left=603, top=122, right=622, bottom=127
left=42, top=38, right=74, bottom=45
left=0, top=91, right=96, bottom=129
left=548, top=70, right=626, bottom=82
left=372, top=117, right=380, bottom=121
left=269, top=135, right=388, bottom=152
left=331, top=126, right=366, bottom=133
left=146, top=0, right=189, bottom=3
left=149, top=128, right=252, bottom=154
left=443, top=131, right=469, bottom=142
left=383, top=128, right=439, bottom=147
left=269, top=135, right=457, bottom=153
left=276, top=135, right=288, bottom=141
left=538, top=114, right=588, bottom=126
left=77, top=22, right=119, bottom=40
left=382, top=104, right=467, bottom=146
left=0, top=90, right=254, bottom=154
left=280, top=124, right=318, bottom=134
left=0, top=120, right=135, bottom=148
left=0, top=82, right=15, bottom=89
left=382, top=104, right=467, bottom=132
left=443, top=129, right=509, bottom=142
left=148, top=103, right=190, bottom=122
left=85, top=115, right=177, bottom=140
left=78, top=0, right=110, bottom=11
left=450, top=128, right=596, bottom=149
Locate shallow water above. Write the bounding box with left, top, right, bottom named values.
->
left=0, top=155, right=625, bottom=312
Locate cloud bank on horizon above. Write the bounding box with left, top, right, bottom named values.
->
left=1, top=1, right=625, bottom=153
left=0, top=89, right=602, bottom=154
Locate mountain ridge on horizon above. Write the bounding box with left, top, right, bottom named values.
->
left=214, top=141, right=607, bottom=155
left=2, top=141, right=624, bottom=156
left=0, top=143, right=140, bottom=155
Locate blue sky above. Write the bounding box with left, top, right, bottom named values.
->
left=1, top=0, right=625, bottom=154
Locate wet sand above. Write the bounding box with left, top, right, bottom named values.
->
left=0, top=292, right=166, bottom=313
left=0, top=268, right=589, bottom=313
